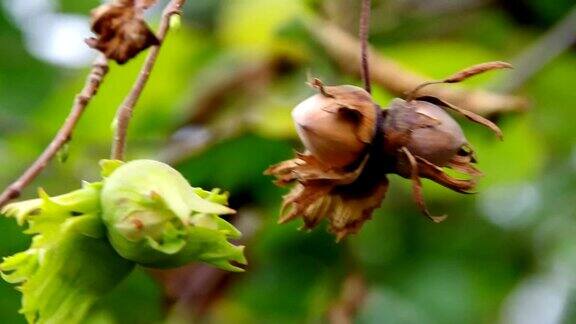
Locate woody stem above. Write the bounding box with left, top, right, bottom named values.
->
left=0, top=55, right=109, bottom=208
left=111, top=0, right=186, bottom=160
left=359, top=0, right=372, bottom=94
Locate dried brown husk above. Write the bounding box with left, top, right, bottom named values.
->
left=266, top=81, right=385, bottom=240
left=136, top=0, right=159, bottom=9
left=443, top=61, right=512, bottom=83
left=86, top=0, right=159, bottom=64
left=406, top=61, right=513, bottom=100
left=265, top=153, right=388, bottom=241
left=267, top=95, right=489, bottom=239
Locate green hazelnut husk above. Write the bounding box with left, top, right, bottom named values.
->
left=101, top=159, right=246, bottom=271
left=1, top=159, right=247, bottom=324
left=1, top=183, right=134, bottom=324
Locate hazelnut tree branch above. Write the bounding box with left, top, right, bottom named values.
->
left=0, top=55, right=109, bottom=208
left=111, top=0, right=186, bottom=160
left=359, top=0, right=372, bottom=94
left=493, top=4, right=576, bottom=93
left=307, top=19, right=529, bottom=116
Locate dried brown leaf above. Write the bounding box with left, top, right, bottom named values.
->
left=136, top=0, right=159, bottom=9
left=308, top=78, right=334, bottom=98
left=406, top=61, right=513, bottom=101
left=331, top=92, right=378, bottom=144
left=330, top=179, right=388, bottom=241
left=308, top=80, right=378, bottom=145
left=447, top=154, right=483, bottom=177
left=296, top=154, right=368, bottom=185
left=443, top=61, right=513, bottom=83
left=264, top=153, right=366, bottom=186
left=86, top=2, right=159, bottom=64
left=401, top=147, right=447, bottom=223
left=417, top=96, right=503, bottom=140
left=279, top=183, right=332, bottom=225
left=278, top=178, right=388, bottom=241
left=267, top=150, right=387, bottom=240
left=415, top=156, right=477, bottom=194
left=116, top=0, right=135, bottom=6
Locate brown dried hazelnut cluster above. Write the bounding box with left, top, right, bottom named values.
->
left=266, top=62, right=510, bottom=240
left=86, top=0, right=159, bottom=64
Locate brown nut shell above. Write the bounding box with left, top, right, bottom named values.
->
left=292, top=84, right=377, bottom=169
left=408, top=100, right=467, bottom=166
left=384, top=98, right=467, bottom=166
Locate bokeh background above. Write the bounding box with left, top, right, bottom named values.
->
left=1, top=0, right=576, bottom=323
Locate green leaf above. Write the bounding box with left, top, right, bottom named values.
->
left=179, top=226, right=246, bottom=272
left=1, top=184, right=134, bottom=324
left=99, top=160, right=124, bottom=178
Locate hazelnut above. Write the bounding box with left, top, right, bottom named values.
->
left=267, top=61, right=510, bottom=239
left=292, top=82, right=378, bottom=169
left=385, top=98, right=467, bottom=166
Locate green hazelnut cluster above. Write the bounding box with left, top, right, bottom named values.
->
left=1, top=159, right=245, bottom=323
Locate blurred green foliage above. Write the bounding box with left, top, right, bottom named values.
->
left=1, top=0, right=576, bottom=323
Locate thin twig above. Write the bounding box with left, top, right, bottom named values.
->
left=359, top=0, right=372, bottom=93
left=111, top=0, right=186, bottom=160
left=0, top=55, right=109, bottom=208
